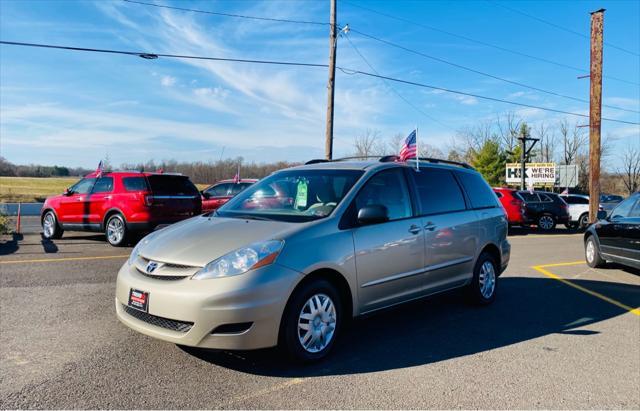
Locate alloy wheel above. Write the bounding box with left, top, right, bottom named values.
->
left=586, top=239, right=596, bottom=264
left=107, top=217, right=124, bottom=244
left=539, top=216, right=554, bottom=230
left=478, top=260, right=496, bottom=299
left=297, top=293, right=337, bottom=353
left=43, top=213, right=55, bottom=238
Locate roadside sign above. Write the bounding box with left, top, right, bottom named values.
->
left=556, top=164, right=580, bottom=188
left=506, top=163, right=556, bottom=186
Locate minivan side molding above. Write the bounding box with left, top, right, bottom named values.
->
left=361, top=256, right=474, bottom=288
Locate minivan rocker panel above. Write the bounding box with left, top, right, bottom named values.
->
left=116, top=159, right=510, bottom=361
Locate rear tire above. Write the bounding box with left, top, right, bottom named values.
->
left=578, top=213, right=590, bottom=230
left=105, top=214, right=128, bottom=247
left=537, top=214, right=556, bottom=231
left=467, top=252, right=498, bottom=305
left=42, top=211, right=63, bottom=239
left=585, top=235, right=605, bottom=268
left=280, top=278, right=342, bottom=363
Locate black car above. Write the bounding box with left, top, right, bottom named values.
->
left=517, top=190, right=570, bottom=231
left=585, top=192, right=640, bottom=270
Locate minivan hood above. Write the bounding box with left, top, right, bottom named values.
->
left=139, top=216, right=299, bottom=267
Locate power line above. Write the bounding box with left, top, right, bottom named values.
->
left=1, top=40, right=638, bottom=126
left=124, top=0, right=639, bottom=114
left=342, top=0, right=639, bottom=86
left=349, top=28, right=639, bottom=114
left=343, top=33, right=456, bottom=131
left=489, top=1, right=640, bottom=57
left=122, top=0, right=328, bottom=26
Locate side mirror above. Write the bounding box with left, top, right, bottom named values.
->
left=201, top=191, right=210, bottom=199
left=357, top=205, right=389, bottom=225
left=64, top=188, right=72, bottom=196
left=597, top=210, right=607, bottom=220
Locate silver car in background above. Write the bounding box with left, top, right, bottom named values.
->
left=115, top=157, right=510, bottom=362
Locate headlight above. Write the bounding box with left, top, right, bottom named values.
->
left=192, top=240, right=284, bottom=280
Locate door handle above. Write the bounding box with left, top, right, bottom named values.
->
left=408, top=224, right=422, bottom=234
left=104, top=195, right=112, bottom=200
left=424, top=222, right=437, bottom=231
left=77, top=197, right=84, bottom=201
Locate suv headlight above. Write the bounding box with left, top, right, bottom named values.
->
left=192, top=240, right=284, bottom=280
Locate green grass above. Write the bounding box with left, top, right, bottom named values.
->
left=0, top=177, right=79, bottom=203
left=0, top=177, right=210, bottom=203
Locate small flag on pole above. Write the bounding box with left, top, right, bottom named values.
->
left=96, top=160, right=104, bottom=178
left=399, top=129, right=417, bottom=162
left=233, top=163, right=240, bottom=184
left=560, top=187, right=569, bottom=195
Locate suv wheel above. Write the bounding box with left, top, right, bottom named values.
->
left=585, top=236, right=605, bottom=268
left=468, top=252, right=497, bottom=305
left=280, top=278, right=342, bottom=362
left=578, top=213, right=590, bottom=230
left=537, top=215, right=556, bottom=231
left=42, top=211, right=63, bottom=239
left=105, top=214, right=128, bottom=247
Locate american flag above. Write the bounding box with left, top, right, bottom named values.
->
left=399, top=130, right=417, bottom=161
left=96, top=160, right=104, bottom=178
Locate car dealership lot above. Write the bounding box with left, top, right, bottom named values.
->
left=1, top=232, right=638, bottom=409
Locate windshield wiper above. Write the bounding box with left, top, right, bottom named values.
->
left=232, top=214, right=272, bottom=221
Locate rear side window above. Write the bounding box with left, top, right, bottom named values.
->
left=92, top=177, right=114, bottom=193
left=123, top=177, right=148, bottom=192
left=457, top=172, right=498, bottom=209
left=206, top=183, right=231, bottom=197
left=411, top=169, right=466, bottom=215
left=148, top=175, right=198, bottom=196
left=539, top=193, right=554, bottom=203
left=518, top=192, right=539, bottom=202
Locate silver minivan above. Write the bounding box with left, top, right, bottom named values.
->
left=116, top=157, right=510, bottom=361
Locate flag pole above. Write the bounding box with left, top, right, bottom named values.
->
left=415, top=125, right=419, bottom=171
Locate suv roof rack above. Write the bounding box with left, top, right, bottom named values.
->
left=304, top=156, right=474, bottom=170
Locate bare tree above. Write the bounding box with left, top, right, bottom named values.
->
left=495, top=112, right=521, bottom=153
left=558, top=119, right=588, bottom=165
left=618, top=144, right=640, bottom=194
left=353, top=129, right=385, bottom=157
left=386, top=133, right=405, bottom=155
left=535, top=122, right=557, bottom=162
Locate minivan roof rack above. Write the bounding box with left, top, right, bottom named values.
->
left=407, top=157, right=474, bottom=170
left=304, top=156, right=474, bottom=170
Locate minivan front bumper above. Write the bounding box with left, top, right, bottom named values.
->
left=115, top=261, right=303, bottom=350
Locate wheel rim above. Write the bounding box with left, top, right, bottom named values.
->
left=43, top=213, right=55, bottom=237
left=107, top=217, right=124, bottom=244
left=586, top=239, right=595, bottom=263
left=479, top=261, right=496, bottom=299
left=297, top=293, right=337, bottom=353
left=580, top=215, right=589, bottom=228
left=539, top=216, right=554, bottom=230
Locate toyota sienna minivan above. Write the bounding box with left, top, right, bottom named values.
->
left=116, top=157, right=510, bottom=362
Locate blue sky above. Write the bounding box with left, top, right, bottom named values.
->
left=1, top=0, right=638, bottom=169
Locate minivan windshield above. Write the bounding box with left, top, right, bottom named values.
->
left=215, top=169, right=364, bottom=222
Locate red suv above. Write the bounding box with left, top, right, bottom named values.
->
left=201, top=179, right=257, bottom=212
left=493, top=187, right=527, bottom=226
left=41, top=171, right=201, bottom=246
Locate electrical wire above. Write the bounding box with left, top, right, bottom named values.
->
left=489, top=0, right=640, bottom=57
left=122, top=0, right=329, bottom=26
left=342, top=0, right=639, bottom=86
left=349, top=28, right=639, bottom=114
left=343, top=33, right=456, bottom=131
left=1, top=40, right=638, bottom=126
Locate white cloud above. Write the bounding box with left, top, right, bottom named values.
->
left=160, top=76, right=177, bottom=87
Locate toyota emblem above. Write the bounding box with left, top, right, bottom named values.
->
left=146, top=261, right=159, bottom=274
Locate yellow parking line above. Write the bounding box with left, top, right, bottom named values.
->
left=532, top=262, right=640, bottom=317
left=0, top=255, right=129, bottom=265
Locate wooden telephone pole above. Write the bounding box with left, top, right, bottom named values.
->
left=324, top=0, right=337, bottom=160
left=589, top=9, right=604, bottom=222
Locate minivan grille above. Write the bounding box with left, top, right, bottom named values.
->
left=122, top=305, right=193, bottom=332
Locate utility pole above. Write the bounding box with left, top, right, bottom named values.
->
left=517, top=129, right=539, bottom=191
left=324, top=0, right=337, bottom=160
left=589, top=9, right=604, bottom=222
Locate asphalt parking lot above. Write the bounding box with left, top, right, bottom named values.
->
left=1, top=230, right=638, bottom=409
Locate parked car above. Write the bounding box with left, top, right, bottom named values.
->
left=116, top=157, right=510, bottom=362
left=517, top=190, right=570, bottom=231
left=585, top=192, right=640, bottom=269
left=600, top=194, right=625, bottom=217
left=493, top=187, right=527, bottom=226
left=201, top=179, right=257, bottom=213
left=561, top=194, right=591, bottom=230
left=41, top=171, right=202, bottom=246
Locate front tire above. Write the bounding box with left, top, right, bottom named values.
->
left=42, top=211, right=63, bottom=239
left=105, top=214, right=128, bottom=247
left=467, top=252, right=498, bottom=305
left=585, top=235, right=605, bottom=268
left=537, top=214, right=556, bottom=231
left=280, top=279, right=342, bottom=363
